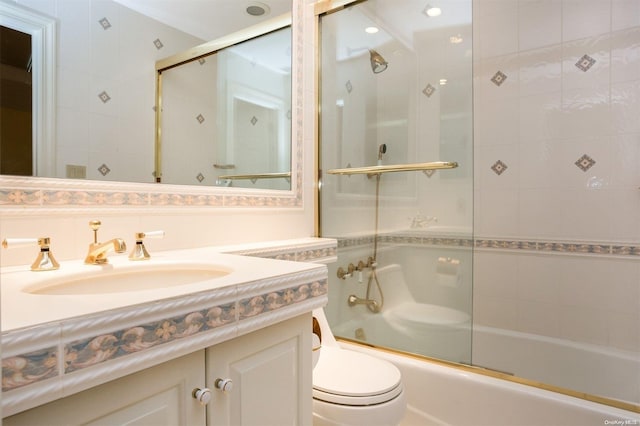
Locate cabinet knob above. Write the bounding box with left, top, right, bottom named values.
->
left=215, top=378, right=233, bottom=393
left=192, top=387, right=212, bottom=406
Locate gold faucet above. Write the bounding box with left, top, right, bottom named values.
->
left=84, top=220, right=127, bottom=265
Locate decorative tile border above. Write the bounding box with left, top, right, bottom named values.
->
left=63, top=301, right=236, bottom=375
left=336, top=233, right=640, bottom=258
left=226, top=240, right=337, bottom=263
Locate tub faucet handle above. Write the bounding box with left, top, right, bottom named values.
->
left=337, top=263, right=356, bottom=279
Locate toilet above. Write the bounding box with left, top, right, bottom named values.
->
left=311, top=308, right=406, bottom=426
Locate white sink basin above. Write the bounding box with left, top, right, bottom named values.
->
left=23, top=265, right=231, bottom=295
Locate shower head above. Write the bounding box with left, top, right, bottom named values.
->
left=377, top=144, right=387, bottom=165
left=369, top=49, right=388, bottom=74
left=378, top=144, right=387, bottom=160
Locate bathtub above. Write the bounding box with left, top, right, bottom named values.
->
left=340, top=341, right=640, bottom=426
left=334, top=315, right=639, bottom=410
left=472, top=325, right=640, bottom=406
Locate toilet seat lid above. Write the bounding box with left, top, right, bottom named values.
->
left=313, top=347, right=402, bottom=405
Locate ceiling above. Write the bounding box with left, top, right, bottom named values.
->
left=113, top=0, right=291, bottom=42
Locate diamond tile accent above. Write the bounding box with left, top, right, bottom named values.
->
left=196, top=114, right=205, bottom=124
left=422, top=84, right=436, bottom=97
left=423, top=169, right=436, bottom=178
left=98, top=91, right=111, bottom=103
left=198, top=58, right=206, bottom=65
left=197, top=173, right=205, bottom=182
left=491, top=71, right=507, bottom=86
left=99, top=18, right=112, bottom=30
left=153, top=38, right=164, bottom=50
left=491, top=160, right=508, bottom=175
left=98, top=164, right=111, bottom=176
left=575, top=54, right=596, bottom=72
left=575, top=154, right=596, bottom=171
left=250, top=116, right=258, bottom=126
left=345, top=80, right=353, bottom=93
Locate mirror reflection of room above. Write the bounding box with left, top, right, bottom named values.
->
left=0, top=0, right=292, bottom=191
left=158, top=26, right=292, bottom=190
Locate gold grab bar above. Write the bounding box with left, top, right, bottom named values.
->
left=327, top=161, right=458, bottom=176
left=218, top=172, right=291, bottom=181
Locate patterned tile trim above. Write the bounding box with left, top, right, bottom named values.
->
left=239, top=279, right=327, bottom=320
left=336, top=234, right=640, bottom=258
left=2, top=347, right=58, bottom=392
left=63, top=301, right=236, bottom=375
left=226, top=242, right=337, bottom=263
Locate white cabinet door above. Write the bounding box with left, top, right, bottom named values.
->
left=206, top=314, right=312, bottom=426
left=4, top=351, right=207, bottom=426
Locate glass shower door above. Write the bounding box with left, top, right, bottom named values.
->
left=319, top=0, right=474, bottom=364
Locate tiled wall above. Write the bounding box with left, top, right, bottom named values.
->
left=473, top=0, right=640, bottom=355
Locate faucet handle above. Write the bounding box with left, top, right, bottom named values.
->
left=129, top=230, right=165, bottom=261
left=2, top=237, right=60, bottom=271
left=89, top=220, right=101, bottom=243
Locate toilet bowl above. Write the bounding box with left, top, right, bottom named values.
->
left=312, top=309, right=406, bottom=426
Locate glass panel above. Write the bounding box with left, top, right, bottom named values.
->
left=319, top=0, right=473, bottom=364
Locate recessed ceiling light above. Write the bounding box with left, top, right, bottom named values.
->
left=365, top=26, right=379, bottom=34
left=423, top=5, right=442, bottom=17
left=439, top=79, right=447, bottom=85
left=246, top=2, right=270, bottom=16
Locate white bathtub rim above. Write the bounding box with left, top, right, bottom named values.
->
left=473, top=324, right=640, bottom=363
left=340, top=341, right=640, bottom=423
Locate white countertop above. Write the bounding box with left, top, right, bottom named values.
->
left=2, top=246, right=326, bottom=333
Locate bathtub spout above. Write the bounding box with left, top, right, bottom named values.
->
left=347, top=294, right=381, bottom=313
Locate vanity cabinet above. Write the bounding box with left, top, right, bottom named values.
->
left=3, top=314, right=312, bottom=426
left=207, top=313, right=311, bottom=426
left=3, top=351, right=207, bottom=426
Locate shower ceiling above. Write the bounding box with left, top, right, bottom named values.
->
left=334, top=0, right=471, bottom=62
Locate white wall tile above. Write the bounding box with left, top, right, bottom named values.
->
left=610, top=27, right=640, bottom=84
left=561, top=0, right=612, bottom=42
left=517, top=255, right=561, bottom=304
left=518, top=0, right=562, bottom=51
left=475, top=0, right=519, bottom=58
left=518, top=188, right=564, bottom=238
left=517, top=299, right=561, bottom=337
left=518, top=45, right=562, bottom=96
left=607, top=311, right=640, bottom=352
left=611, top=80, right=640, bottom=135
left=561, top=36, right=611, bottom=91
left=518, top=92, right=562, bottom=142
left=612, top=0, right=640, bottom=31
left=559, top=305, right=608, bottom=346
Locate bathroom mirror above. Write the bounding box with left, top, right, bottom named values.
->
left=156, top=18, right=292, bottom=190
left=0, top=0, right=294, bottom=193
